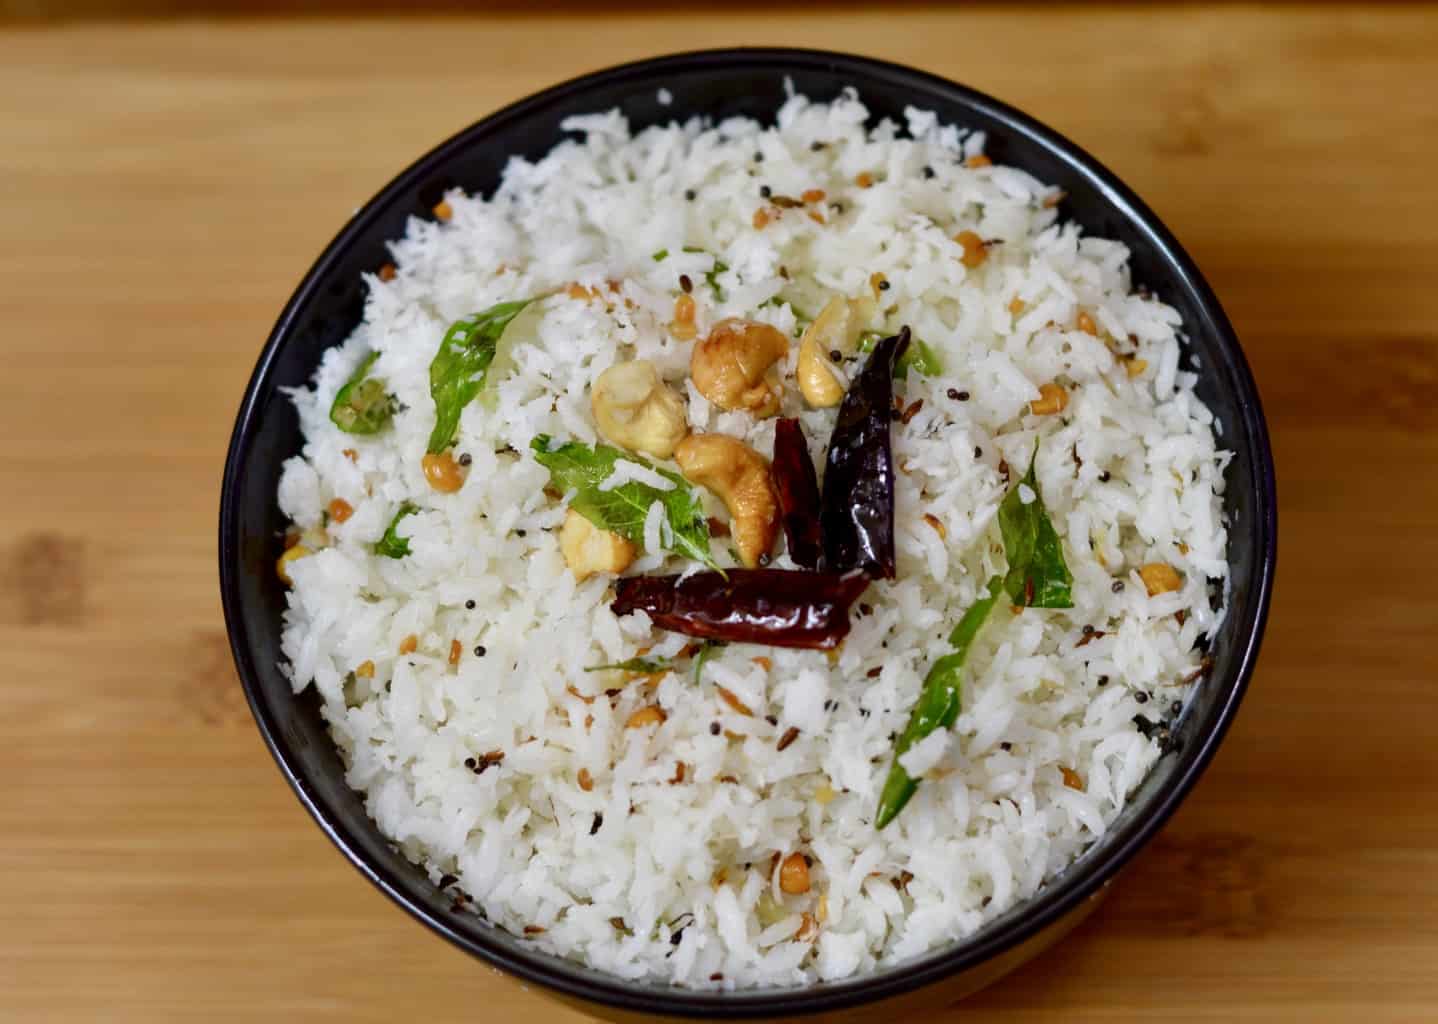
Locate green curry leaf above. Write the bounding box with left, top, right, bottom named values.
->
left=585, top=640, right=722, bottom=679
left=875, top=443, right=1077, bottom=829
left=998, top=439, right=1074, bottom=608
left=530, top=435, right=718, bottom=570
left=875, top=577, right=1002, bottom=829
left=426, top=300, right=532, bottom=454
left=584, top=656, right=674, bottom=674
left=374, top=502, right=419, bottom=559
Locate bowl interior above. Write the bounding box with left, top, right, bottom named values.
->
left=220, top=49, right=1274, bottom=1018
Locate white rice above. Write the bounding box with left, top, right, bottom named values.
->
left=276, top=90, right=1227, bottom=988
left=597, top=459, right=675, bottom=493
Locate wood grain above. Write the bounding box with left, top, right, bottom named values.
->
left=3, top=6, right=1436, bottom=1021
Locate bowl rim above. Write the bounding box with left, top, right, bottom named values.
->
left=220, top=46, right=1277, bottom=1018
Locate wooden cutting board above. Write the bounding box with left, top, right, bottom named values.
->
left=3, top=6, right=1436, bottom=1021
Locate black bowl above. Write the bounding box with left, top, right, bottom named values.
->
left=220, top=48, right=1276, bottom=1021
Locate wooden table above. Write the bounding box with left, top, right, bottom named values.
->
left=4, top=6, right=1436, bottom=1020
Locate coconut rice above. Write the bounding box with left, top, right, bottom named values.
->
left=275, top=89, right=1228, bottom=987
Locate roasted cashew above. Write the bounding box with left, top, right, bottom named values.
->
left=559, top=508, right=636, bottom=582
left=690, top=318, right=789, bottom=417
left=796, top=294, right=876, bottom=408
left=674, top=433, right=779, bottom=568
left=591, top=360, right=689, bottom=458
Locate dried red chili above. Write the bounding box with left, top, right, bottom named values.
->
left=820, top=327, right=911, bottom=578
left=770, top=418, right=824, bottom=569
left=611, top=569, right=870, bottom=649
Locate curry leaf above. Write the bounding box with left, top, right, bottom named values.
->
left=426, top=300, right=532, bottom=454
left=374, top=502, right=419, bottom=559
left=585, top=656, right=674, bottom=674
left=998, top=439, right=1074, bottom=608
left=875, top=577, right=1002, bottom=829
left=530, top=435, right=718, bottom=570
left=329, top=351, right=396, bottom=434
left=876, top=443, right=1076, bottom=828
left=585, top=640, right=722, bottom=679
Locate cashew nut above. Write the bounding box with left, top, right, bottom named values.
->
left=690, top=318, right=789, bottom=417
left=797, top=294, right=877, bottom=408
left=797, top=337, right=845, bottom=408
left=591, top=360, right=689, bottom=458
left=559, top=508, right=636, bottom=582
left=674, top=433, right=779, bottom=568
